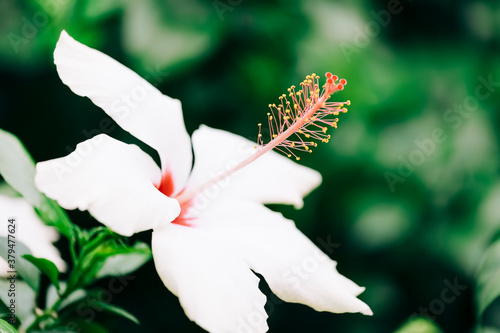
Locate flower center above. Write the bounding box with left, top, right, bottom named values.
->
left=156, top=175, right=194, bottom=226
left=174, top=72, right=349, bottom=206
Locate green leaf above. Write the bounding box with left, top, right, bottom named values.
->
left=54, top=318, right=109, bottom=333
left=46, top=282, right=88, bottom=312
left=22, top=255, right=60, bottom=291
left=476, top=240, right=500, bottom=317
left=0, top=298, right=9, bottom=320
left=94, top=241, right=152, bottom=280
left=0, top=237, right=40, bottom=291
left=35, top=197, right=78, bottom=241
left=474, top=326, right=500, bottom=333
left=92, top=301, right=139, bottom=325
left=0, top=129, right=42, bottom=207
left=0, top=318, right=20, bottom=333
left=0, top=183, right=20, bottom=197
left=74, top=239, right=152, bottom=288
left=393, top=317, right=444, bottom=333
left=0, top=129, right=76, bottom=241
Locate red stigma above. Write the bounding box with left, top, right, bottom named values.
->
left=337, top=84, right=344, bottom=90
left=332, top=75, right=338, bottom=82
left=340, top=79, right=347, bottom=85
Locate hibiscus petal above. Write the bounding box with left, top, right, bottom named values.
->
left=200, top=199, right=373, bottom=316
left=152, top=223, right=269, bottom=333
left=0, top=195, right=66, bottom=276
left=34, top=134, right=180, bottom=236
left=54, top=30, right=192, bottom=194
left=186, top=125, right=322, bottom=209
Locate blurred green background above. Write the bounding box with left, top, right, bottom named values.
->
left=1, top=0, right=500, bottom=332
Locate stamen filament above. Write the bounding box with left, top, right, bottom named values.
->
left=175, top=73, right=346, bottom=205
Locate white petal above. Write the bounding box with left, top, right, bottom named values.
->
left=54, top=30, right=192, bottom=194
left=200, top=199, right=372, bottom=316
left=35, top=135, right=180, bottom=236
left=0, top=195, right=66, bottom=276
left=152, top=223, right=268, bottom=333
left=186, top=125, right=322, bottom=209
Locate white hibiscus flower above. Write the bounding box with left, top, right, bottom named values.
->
left=35, top=31, right=371, bottom=333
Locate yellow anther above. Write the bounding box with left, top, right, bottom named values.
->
left=267, top=113, right=270, bottom=116
left=305, top=146, right=309, bottom=151
left=288, top=88, right=291, bottom=92
left=258, top=134, right=262, bottom=137
left=268, top=104, right=272, bottom=108
left=269, top=116, right=273, bottom=120
left=327, top=135, right=331, bottom=139
left=258, top=123, right=262, bottom=126
left=322, top=127, right=327, bottom=133
left=287, top=154, right=292, bottom=158
left=294, top=104, right=298, bottom=109
left=346, top=100, right=351, bottom=106
left=298, top=130, right=303, bottom=134
left=286, top=109, right=290, bottom=113
left=339, top=103, right=344, bottom=108
left=273, top=134, right=277, bottom=138
left=291, top=143, right=295, bottom=147
left=296, top=91, right=302, bottom=95
left=305, top=134, right=310, bottom=138
left=311, top=73, right=316, bottom=77
left=305, top=117, right=309, bottom=122
left=296, top=157, right=300, bottom=161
